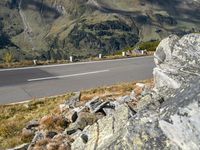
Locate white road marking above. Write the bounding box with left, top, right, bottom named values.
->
left=0, top=56, right=153, bottom=72
left=28, top=70, right=110, bottom=82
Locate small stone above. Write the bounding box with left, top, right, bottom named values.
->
left=70, top=129, right=82, bottom=139
left=127, top=102, right=137, bottom=114
left=65, top=92, right=81, bottom=108
left=91, top=101, right=110, bottom=113
left=26, top=120, right=39, bottom=130
left=59, top=104, right=70, bottom=112
left=85, top=96, right=102, bottom=112
left=66, top=111, right=98, bottom=134
left=136, top=83, right=145, bottom=89
left=134, top=86, right=144, bottom=96
left=117, top=95, right=132, bottom=104
left=135, top=94, right=153, bottom=111
left=46, top=131, right=58, bottom=139
left=103, top=107, right=115, bottom=115
left=130, top=90, right=136, bottom=100
left=81, top=134, right=88, bottom=144
left=22, top=128, right=34, bottom=138
left=76, top=112, right=98, bottom=130
left=101, top=101, right=116, bottom=115
left=28, top=131, right=45, bottom=149
left=65, top=127, right=78, bottom=135
left=65, top=110, right=78, bottom=123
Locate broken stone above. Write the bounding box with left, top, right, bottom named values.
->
left=134, top=86, right=144, bottom=96
left=117, top=95, right=132, bottom=104
left=66, top=129, right=77, bottom=135
left=65, top=110, right=78, bottom=123
left=135, top=94, right=153, bottom=111
left=81, top=134, right=88, bottom=144
left=26, top=120, right=39, bottom=130
left=46, top=131, right=58, bottom=139
left=65, top=112, right=98, bottom=135
left=136, top=83, right=145, bottom=88
left=102, top=107, right=115, bottom=115
left=22, top=128, right=35, bottom=138
left=28, top=131, right=45, bottom=150
left=91, top=101, right=110, bottom=113
left=85, top=96, right=102, bottom=112
left=65, top=92, right=81, bottom=108
left=130, top=90, right=136, bottom=100
left=70, top=129, right=82, bottom=139
left=59, top=104, right=70, bottom=112
left=71, top=123, right=98, bottom=150
left=75, top=112, right=98, bottom=130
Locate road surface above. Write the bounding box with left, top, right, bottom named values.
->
left=0, top=56, right=155, bottom=104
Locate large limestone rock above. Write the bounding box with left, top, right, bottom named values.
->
left=154, top=33, right=200, bottom=95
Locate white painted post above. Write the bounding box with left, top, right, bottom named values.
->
left=99, top=54, right=102, bottom=59
left=70, top=56, right=73, bottom=62
left=33, top=59, right=37, bottom=65
left=141, top=50, right=144, bottom=55
left=122, top=52, right=126, bottom=57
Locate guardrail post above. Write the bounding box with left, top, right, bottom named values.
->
left=33, top=59, right=37, bottom=65
left=122, top=52, right=126, bottom=57
left=99, top=54, right=102, bottom=59
left=70, top=56, right=73, bottom=62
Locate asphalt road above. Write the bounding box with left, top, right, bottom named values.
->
left=0, top=56, right=155, bottom=104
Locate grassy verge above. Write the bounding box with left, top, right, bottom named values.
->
left=0, top=79, right=153, bottom=149
left=0, top=60, right=70, bottom=69
left=0, top=51, right=155, bottom=69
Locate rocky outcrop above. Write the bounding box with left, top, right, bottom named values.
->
left=154, top=33, right=200, bottom=96
left=9, top=33, right=200, bottom=150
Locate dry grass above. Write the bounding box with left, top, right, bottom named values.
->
left=0, top=79, right=153, bottom=149
left=0, top=94, right=72, bottom=149
left=80, top=79, right=153, bottom=102
left=89, top=52, right=154, bottom=62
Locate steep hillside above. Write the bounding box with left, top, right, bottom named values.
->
left=0, top=0, right=199, bottom=62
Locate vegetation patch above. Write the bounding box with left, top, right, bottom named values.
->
left=138, top=40, right=160, bottom=51
left=0, top=94, right=72, bottom=149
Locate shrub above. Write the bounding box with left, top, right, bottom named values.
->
left=3, top=52, right=13, bottom=67
left=138, top=41, right=160, bottom=51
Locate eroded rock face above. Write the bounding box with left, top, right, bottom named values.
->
left=154, top=33, right=200, bottom=95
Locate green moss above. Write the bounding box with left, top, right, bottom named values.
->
left=138, top=41, right=160, bottom=51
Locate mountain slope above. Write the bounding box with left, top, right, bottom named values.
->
left=0, top=0, right=199, bottom=61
